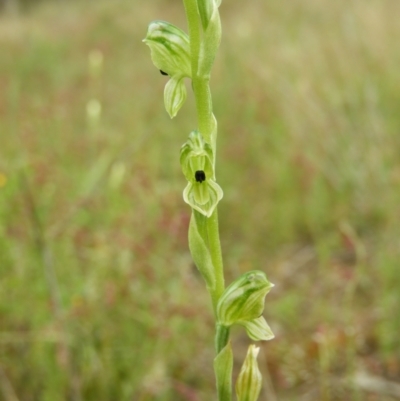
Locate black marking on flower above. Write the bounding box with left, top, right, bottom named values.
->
left=195, top=170, right=206, bottom=183
left=160, top=70, right=168, bottom=76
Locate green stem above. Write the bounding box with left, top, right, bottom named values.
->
left=183, top=0, right=213, bottom=143
left=183, top=3, right=229, bottom=400
left=207, top=209, right=225, bottom=309
left=192, top=78, right=213, bottom=142
left=183, top=0, right=224, bottom=311
left=215, top=324, right=230, bottom=353
left=183, top=0, right=201, bottom=78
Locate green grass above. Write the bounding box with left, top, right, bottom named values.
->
left=1, top=0, right=400, bottom=400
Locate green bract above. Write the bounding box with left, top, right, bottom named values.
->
left=197, top=0, right=213, bottom=30
left=188, top=211, right=216, bottom=290
left=143, top=21, right=191, bottom=117
left=214, top=342, right=233, bottom=401
left=235, top=345, right=262, bottom=401
left=180, top=131, right=223, bottom=217
left=217, top=271, right=273, bottom=327
left=197, top=0, right=222, bottom=30
left=198, top=1, right=221, bottom=77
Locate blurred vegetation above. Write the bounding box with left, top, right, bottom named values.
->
left=1, top=0, right=400, bottom=400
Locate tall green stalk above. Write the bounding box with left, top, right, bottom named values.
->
left=144, top=2, right=274, bottom=400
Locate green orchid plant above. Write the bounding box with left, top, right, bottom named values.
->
left=144, top=1, right=274, bottom=400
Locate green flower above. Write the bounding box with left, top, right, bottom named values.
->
left=180, top=131, right=223, bottom=217
left=216, top=271, right=274, bottom=341
left=143, top=20, right=191, bottom=77
left=143, top=21, right=191, bottom=117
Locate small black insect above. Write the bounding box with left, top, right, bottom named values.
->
left=160, top=70, right=168, bottom=76
left=195, top=170, right=206, bottom=183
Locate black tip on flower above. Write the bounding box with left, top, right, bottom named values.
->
left=160, top=70, right=168, bottom=76
left=195, top=170, right=206, bottom=183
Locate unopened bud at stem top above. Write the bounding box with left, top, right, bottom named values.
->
left=236, top=345, right=262, bottom=401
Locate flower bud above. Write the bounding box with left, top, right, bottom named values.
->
left=180, top=131, right=223, bottom=217
left=217, top=271, right=273, bottom=327
left=143, top=21, right=191, bottom=78
left=236, top=345, right=262, bottom=401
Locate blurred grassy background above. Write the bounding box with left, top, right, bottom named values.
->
left=1, top=0, right=400, bottom=400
